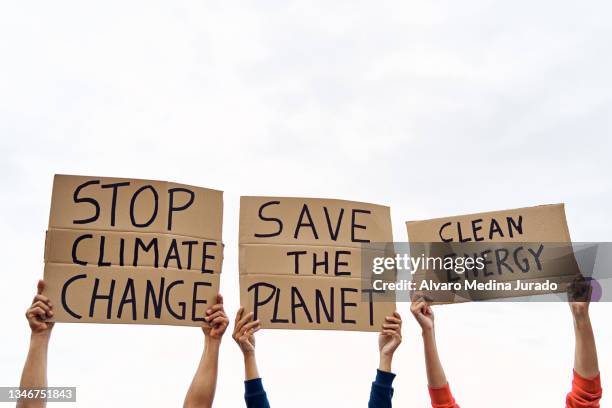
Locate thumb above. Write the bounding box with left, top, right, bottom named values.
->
left=37, top=280, right=45, bottom=295
left=216, top=293, right=224, bottom=305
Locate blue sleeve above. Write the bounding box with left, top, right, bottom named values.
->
left=368, top=369, right=396, bottom=408
left=244, top=378, right=271, bottom=408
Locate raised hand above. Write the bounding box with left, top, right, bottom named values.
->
left=378, top=311, right=402, bottom=373
left=26, top=280, right=54, bottom=335
left=410, top=295, right=434, bottom=332
left=202, top=294, right=229, bottom=340
left=232, top=307, right=260, bottom=355
left=379, top=311, right=402, bottom=357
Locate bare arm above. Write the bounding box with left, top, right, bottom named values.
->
left=18, top=280, right=54, bottom=408
left=183, top=294, right=229, bottom=408
left=572, top=310, right=599, bottom=378
left=564, top=277, right=602, bottom=407
left=422, top=328, right=448, bottom=388
left=569, top=280, right=599, bottom=379
left=232, top=308, right=261, bottom=380
left=368, top=312, right=402, bottom=408
left=378, top=311, right=403, bottom=372
left=411, top=299, right=447, bottom=388
left=233, top=308, right=270, bottom=408
left=244, top=353, right=260, bottom=381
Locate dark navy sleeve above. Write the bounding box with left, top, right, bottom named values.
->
left=368, top=369, right=396, bottom=408
left=244, top=378, right=271, bottom=408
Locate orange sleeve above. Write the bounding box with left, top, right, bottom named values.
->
left=566, top=370, right=602, bottom=408
left=429, top=383, right=460, bottom=408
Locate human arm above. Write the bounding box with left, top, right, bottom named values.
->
left=183, top=294, right=229, bottom=408
left=368, top=311, right=402, bottom=408
left=232, top=308, right=269, bottom=408
left=411, top=297, right=459, bottom=408
left=566, top=278, right=602, bottom=408
left=17, top=280, right=55, bottom=408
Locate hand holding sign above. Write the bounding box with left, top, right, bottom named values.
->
left=233, top=307, right=263, bottom=382
left=233, top=308, right=261, bottom=355
left=26, top=280, right=55, bottom=334
left=410, top=295, right=435, bottom=332
left=378, top=311, right=402, bottom=372
left=202, top=294, right=229, bottom=340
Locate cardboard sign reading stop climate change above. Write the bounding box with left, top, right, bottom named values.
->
left=43, top=175, right=223, bottom=326
left=406, top=204, right=581, bottom=303
left=239, top=196, right=396, bottom=331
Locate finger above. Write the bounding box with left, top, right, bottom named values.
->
left=393, top=311, right=401, bottom=320
left=237, top=312, right=254, bottom=328
left=412, top=300, right=426, bottom=312
left=243, top=326, right=259, bottom=339
left=243, top=331, right=259, bottom=344
left=210, top=315, right=229, bottom=325
left=211, top=316, right=229, bottom=326
left=233, top=311, right=254, bottom=335
left=33, top=294, right=51, bottom=306
left=244, top=326, right=261, bottom=341
left=234, top=307, right=244, bottom=323
left=37, top=280, right=45, bottom=295
left=32, top=301, right=52, bottom=315
left=382, top=323, right=400, bottom=330
left=29, top=307, right=47, bottom=320
left=412, top=299, right=426, bottom=309
left=233, top=308, right=245, bottom=334
left=248, top=326, right=261, bottom=335
left=206, top=304, right=225, bottom=314
left=205, top=311, right=226, bottom=322
left=385, top=316, right=401, bottom=324
left=240, top=320, right=260, bottom=335
left=382, top=329, right=396, bottom=336
left=216, top=293, right=224, bottom=305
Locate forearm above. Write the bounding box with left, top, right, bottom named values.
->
left=573, top=314, right=599, bottom=379
left=422, top=328, right=448, bottom=388
left=379, top=353, right=393, bottom=373
left=184, top=338, right=220, bottom=408
left=244, top=353, right=260, bottom=380
left=18, top=333, right=50, bottom=408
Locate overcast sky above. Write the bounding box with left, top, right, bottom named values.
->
left=1, top=1, right=611, bottom=407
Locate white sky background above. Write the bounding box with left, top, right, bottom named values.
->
left=1, top=1, right=611, bottom=407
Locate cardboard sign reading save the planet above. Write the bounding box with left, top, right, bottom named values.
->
left=239, top=196, right=396, bottom=331
left=43, top=174, right=223, bottom=326
left=406, top=204, right=581, bottom=303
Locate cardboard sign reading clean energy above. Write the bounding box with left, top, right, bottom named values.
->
left=406, top=204, right=580, bottom=302
left=239, top=197, right=396, bottom=331
left=43, top=175, right=223, bottom=326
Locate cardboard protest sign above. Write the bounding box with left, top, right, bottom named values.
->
left=43, top=175, right=223, bottom=326
left=239, top=197, right=396, bottom=331
left=406, top=204, right=581, bottom=302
